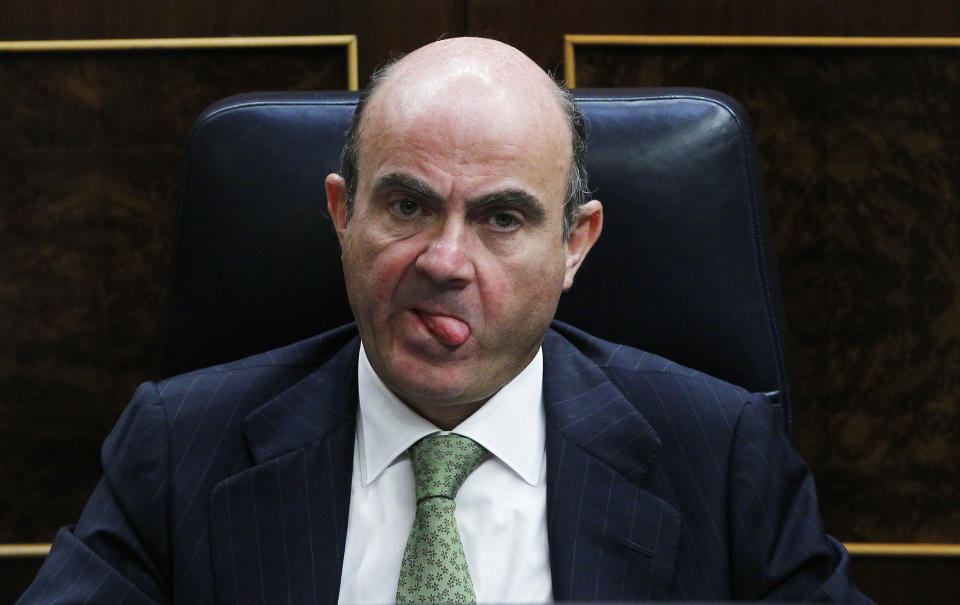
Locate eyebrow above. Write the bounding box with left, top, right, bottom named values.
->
left=469, top=189, right=546, bottom=225
left=372, top=171, right=546, bottom=224
left=372, top=172, right=440, bottom=200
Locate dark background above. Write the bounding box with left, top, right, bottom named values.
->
left=1, top=1, right=958, bottom=603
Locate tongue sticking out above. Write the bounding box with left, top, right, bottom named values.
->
left=419, top=312, right=471, bottom=346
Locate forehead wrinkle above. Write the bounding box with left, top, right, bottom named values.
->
left=363, top=69, right=566, bottom=158
left=379, top=116, right=567, bottom=177
left=372, top=128, right=557, bottom=187
left=357, top=54, right=572, bottom=216
left=354, top=38, right=572, bottom=181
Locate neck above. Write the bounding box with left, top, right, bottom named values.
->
left=404, top=398, right=488, bottom=431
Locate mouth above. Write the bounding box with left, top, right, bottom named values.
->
left=413, top=309, right=472, bottom=347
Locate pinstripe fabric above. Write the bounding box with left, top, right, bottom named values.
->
left=18, top=324, right=360, bottom=605
left=18, top=322, right=870, bottom=603
left=544, top=322, right=869, bottom=603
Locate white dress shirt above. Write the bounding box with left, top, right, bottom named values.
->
left=338, top=344, right=553, bottom=604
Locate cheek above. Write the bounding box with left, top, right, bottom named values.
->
left=482, top=250, right=567, bottom=321
left=342, top=231, right=417, bottom=306
left=372, top=253, right=415, bottom=303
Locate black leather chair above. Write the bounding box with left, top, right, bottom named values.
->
left=159, top=89, right=796, bottom=430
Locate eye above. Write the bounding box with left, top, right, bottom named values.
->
left=389, top=198, right=423, bottom=218
left=488, top=211, right=521, bottom=231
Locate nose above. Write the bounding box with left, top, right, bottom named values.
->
left=415, top=218, right=475, bottom=285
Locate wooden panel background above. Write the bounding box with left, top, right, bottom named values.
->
left=0, top=43, right=348, bottom=542
left=1, top=1, right=959, bottom=603
left=571, top=42, right=960, bottom=544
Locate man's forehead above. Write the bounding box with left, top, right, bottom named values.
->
left=346, top=38, right=574, bottom=213
left=358, top=99, right=570, bottom=205
left=385, top=37, right=555, bottom=95
left=360, top=38, right=567, bottom=142
left=371, top=97, right=558, bottom=160
left=369, top=72, right=562, bottom=136
left=358, top=67, right=568, bottom=185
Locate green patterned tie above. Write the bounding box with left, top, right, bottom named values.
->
left=396, top=434, right=489, bottom=605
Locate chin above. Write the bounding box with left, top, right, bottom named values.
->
left=384, top=357, right=484, bottom=404
left=366, top=326, right=498, bottom=406
left=391, top=371, right=473, bottom=405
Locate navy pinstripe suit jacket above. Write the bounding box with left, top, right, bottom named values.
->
left=20, top=322, right=871, bottom=604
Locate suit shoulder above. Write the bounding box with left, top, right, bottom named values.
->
left=161, top=323, right=358, bottom=380
left=149, top=323, right=359, bottom=429
left=548, top=321, right=751, bottom=395
left=545, top=321, right=762, bottom=436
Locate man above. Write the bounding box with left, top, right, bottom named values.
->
left=20, top=38, right=872, bottom=603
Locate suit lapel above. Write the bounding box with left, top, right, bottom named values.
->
left=543, top=330, right=682, bottom=601
left=208, top=337, right=360, bottom=604
left=206, top=328, right=682, bottom=602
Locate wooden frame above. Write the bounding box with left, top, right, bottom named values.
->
left=0, top=35, right=359, bottom=90
left=0, top=544, right=51, bottom=558
left=2, top=34, right=957, bottom=563
left=845, top=543, right=960, bottom=557
left=3, top=541, right=959, bottom=559
left=0, top=33, right=358, bottom=562
left=563, top=34, right=960, bottom=87
left=561, top=33, right=960, bottom=559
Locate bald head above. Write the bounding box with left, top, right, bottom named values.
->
left=325, top=38, right=603, bottom=425
left=340, top=38, right=589, bottom=239
left=368, top=38, right=563, bottom=124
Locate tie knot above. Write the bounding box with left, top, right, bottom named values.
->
left=410, top=434, right=488, bottom=501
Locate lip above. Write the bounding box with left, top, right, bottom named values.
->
left=413, top=307, right=467, bottom=325
left=408, top=307, right=472, bottom=347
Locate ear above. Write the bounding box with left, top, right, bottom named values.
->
left=325, top=173, right=350, bottom=244
left=563, top=200, right=603, bottom=291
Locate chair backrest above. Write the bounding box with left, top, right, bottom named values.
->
left=160, top=89, right=796, bottom=429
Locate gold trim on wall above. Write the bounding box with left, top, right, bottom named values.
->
left=560, top=32, right=960, bottom=556
left=2, top=542, right=960, bottom=559
left=563, top=34, right=960, bottom=87
left=845, top=543, right=960, bottom=557
left=0, top=35, right=359, bottom=90
left=0, top=543, right=52, bottom=558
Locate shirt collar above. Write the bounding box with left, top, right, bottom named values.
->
left=356, top=343, right=546, bottom=487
